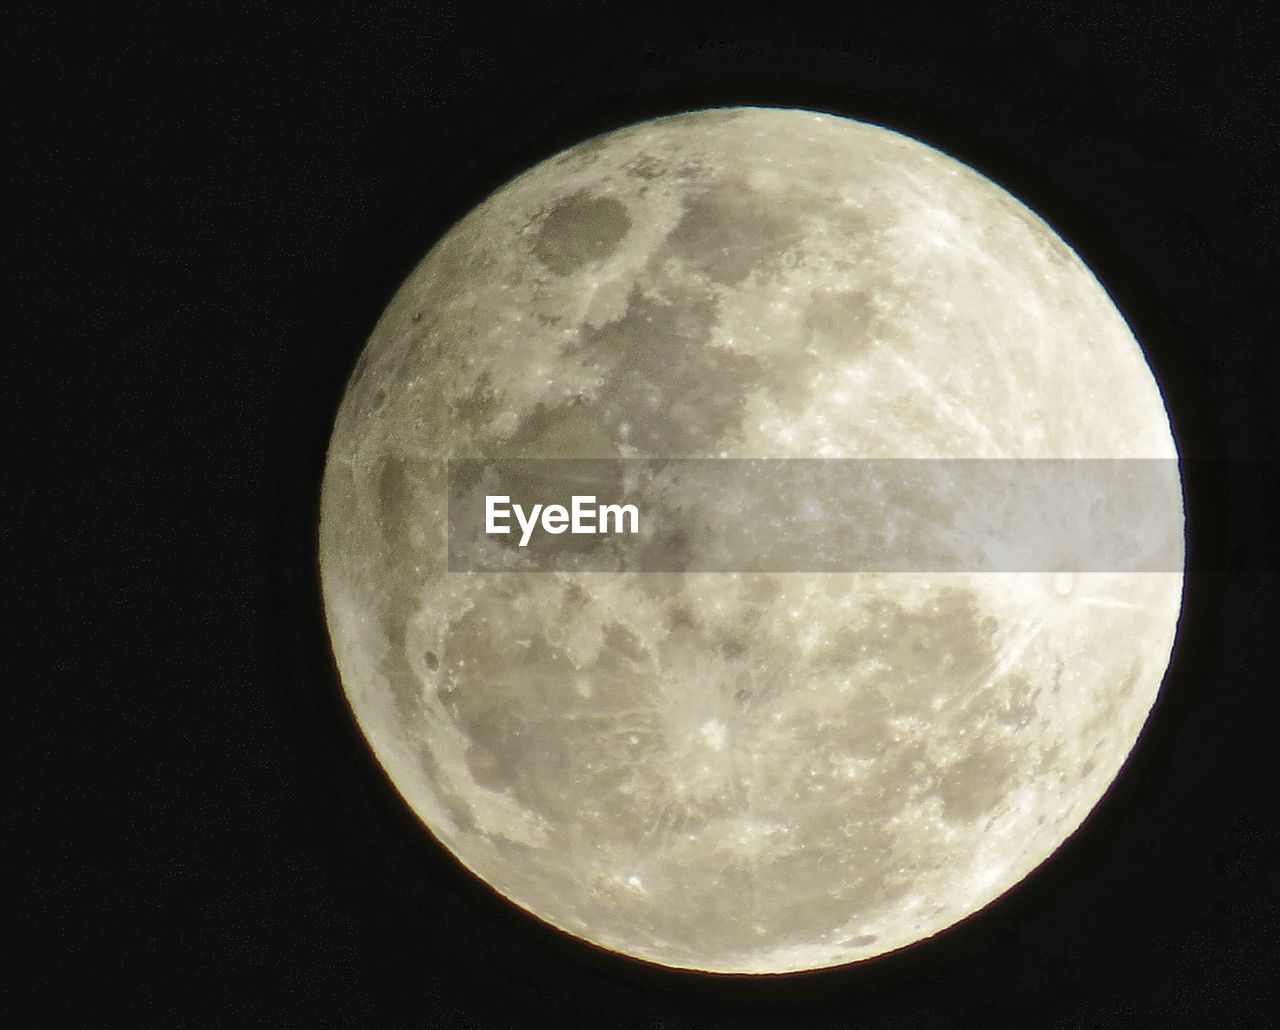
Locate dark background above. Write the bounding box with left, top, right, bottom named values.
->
left=13, top=2, right=1279, bottom=1026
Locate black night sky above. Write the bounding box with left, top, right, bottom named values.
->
left=14, top=3, right=1278, bottom=1026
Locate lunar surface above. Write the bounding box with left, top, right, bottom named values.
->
left=318, top=108, right=1184, bottom=973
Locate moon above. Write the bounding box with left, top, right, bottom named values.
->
left=318, top=108, right=1183, bottom=973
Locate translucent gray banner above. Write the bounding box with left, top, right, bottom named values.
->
left=446, top=459, right=1184, bottom=573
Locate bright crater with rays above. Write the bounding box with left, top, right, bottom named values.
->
left=319, top=108, right=1183, bottom=973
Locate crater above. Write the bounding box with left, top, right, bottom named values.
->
left=624, top=154, right=667, bottom=179
left=532, top=191, right=632, bottom=275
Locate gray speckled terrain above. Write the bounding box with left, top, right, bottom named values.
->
left=319, top=108, right=1183, bottom=972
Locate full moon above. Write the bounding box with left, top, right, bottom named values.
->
left=318, top=108, right=1183, bottom=973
